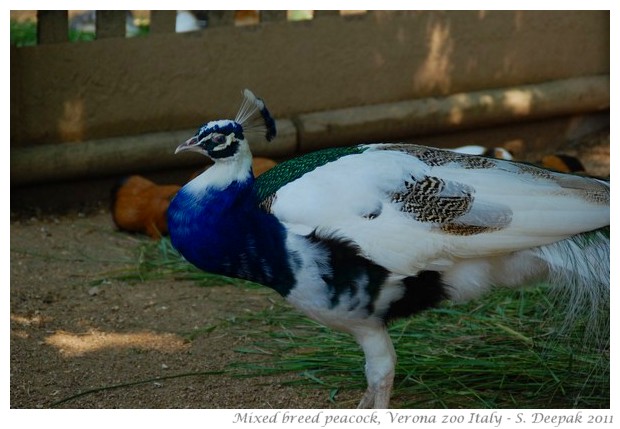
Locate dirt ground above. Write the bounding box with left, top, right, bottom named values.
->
left=10, top=208, right=363, bottom=409
left=10, top=131, right=610, bottom=409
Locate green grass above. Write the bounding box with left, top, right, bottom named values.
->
left=116, top=237, right=610, bottom=408
left=225, top=288, right=609, bottom=408
left=10, top=20, right=38, bottom=46
left=10, top=19, right=149, bottom=46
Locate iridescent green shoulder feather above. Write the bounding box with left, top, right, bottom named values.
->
left=254, top=145, right=367, bottom=202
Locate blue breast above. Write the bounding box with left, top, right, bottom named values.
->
left=167, top=178, right=296, bottom=296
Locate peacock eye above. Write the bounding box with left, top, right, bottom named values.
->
left=212, top=134, right=226, bottom=144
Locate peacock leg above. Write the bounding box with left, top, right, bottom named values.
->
left=354, top=325, right=396, bottom=409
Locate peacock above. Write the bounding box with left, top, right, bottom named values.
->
left=167, top=89, right=610, bottom=409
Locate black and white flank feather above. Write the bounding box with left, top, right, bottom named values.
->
left=167, top=90, right=610, bottom=409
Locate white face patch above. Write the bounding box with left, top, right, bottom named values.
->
left=211, top=134, right=235, bottom=152
left=183, top=140, right=254, bottom=195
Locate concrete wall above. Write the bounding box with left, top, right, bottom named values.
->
left=11, top=10, right=610, bottom=146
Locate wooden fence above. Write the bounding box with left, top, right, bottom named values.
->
left=10, top=10, right=610, bottom=200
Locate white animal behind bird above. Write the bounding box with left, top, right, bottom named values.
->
left=167, top=89, right=609, bottom=408
left=450, top=144, right=513, bottom=160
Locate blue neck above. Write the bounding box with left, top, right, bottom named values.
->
left=167, top=175, right=295, bottom=296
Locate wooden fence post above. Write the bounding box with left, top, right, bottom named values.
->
left=207, top=11, right=236, bottom=27
left=150, top=11, right=177, bottom=34
left=259, top=11, right=287, bottom=23
left=96, top=10, right=127, bottom=38
left=37, top=11, right=68, bottom=44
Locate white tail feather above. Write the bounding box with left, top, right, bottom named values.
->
left=534, top=229, right=609, bottom=346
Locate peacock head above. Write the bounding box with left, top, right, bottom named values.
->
left=175, top=89, right=276, bottom=161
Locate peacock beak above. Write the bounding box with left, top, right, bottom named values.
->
left=175, top=136, right=201, bottom=154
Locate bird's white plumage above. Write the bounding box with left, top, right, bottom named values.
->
left=284, top=233, right=404, bottom=331
left=171, top=88, right=608, bottom=409
left=270, top=144, right=609, bottom=300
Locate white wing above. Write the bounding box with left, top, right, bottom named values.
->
left=270, top=144, right=609, bottom=275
